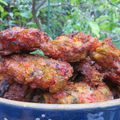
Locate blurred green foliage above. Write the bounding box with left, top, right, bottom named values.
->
left=0, top=0, right=120, bottom=48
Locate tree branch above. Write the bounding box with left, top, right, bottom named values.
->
left=36, top=0, right=47, bottom=11
left=32, top=0, right=42, bottom=30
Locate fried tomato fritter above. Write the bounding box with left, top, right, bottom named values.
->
left=0, top=27, right=119, bottom=103
left=3, top=82, right=31, bottom=101
left=44, top=82, right=113, bottom=104
left=0, top=27, right=51, bottom=55
left=40, top=32, right=98, bottom=62
left=76, top=57, right=104, bottom=86
left=91, top=38, right=120, bottom=85
left=0, top=75, right=13, bottom=97
left=0, top=55, right=73, bottom=93
left=91, top=38, right=120, bottom=69
left=0, top=75, right=34, bottom=102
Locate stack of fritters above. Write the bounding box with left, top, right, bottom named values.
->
left=0, top=27, right=119, bottom=104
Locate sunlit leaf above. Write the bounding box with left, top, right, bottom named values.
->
left=71, top=0, right=75, bottom=4
left=1, top=11, right=8, bottom=18
left=96, top=15, right=110, bottom=23
left=0, top=0, right=8, bottom=6
left=111, top=0, right=120, bottom=3
left=100, top=22, right=116, bottom=31
left=88, top=21, right=100, bottom=37
left=20, top=11, right=32, bottom=19
left=0, top=5, right=4, bottom=12
left=27, top=22, right=38, bottom=28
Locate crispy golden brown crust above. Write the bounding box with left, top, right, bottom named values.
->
left=0, top=27, right=51, bottom=55
left=0, top=27, right=119, bottom=103
left=44, top=82, right=113, bottom=104
left=0, top=54, right=73, bottom=93
left=91, top=39, right=120, bottom=85
left=91, top=38, right=120, bottom=69
left=75, top=57, right=104, bottom=87
left=40, top=32, right=98, bottom=62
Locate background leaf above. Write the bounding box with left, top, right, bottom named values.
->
left=0, top=0, right=120, bottom=48
left=88, top=21, right=100, bottom=38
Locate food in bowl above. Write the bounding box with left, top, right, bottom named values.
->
left=0, top=27, right=50, bottom=55
left=0, top=27, right=120, bottom=104
left=44, top=82, right=113, bottom=104
left=0, top=54, right=73, bottom=93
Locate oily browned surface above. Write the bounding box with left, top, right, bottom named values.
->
left=0, top=27, right=51, bottom=55
left=44, top=82, right=113, bottom=104
left=0, top=27, right=120, bottom=103
left=91, top=39, right=120, bottom=85
left=3, top=82, right=30, bottom=101
left=74, top=57, right=103, bottom=87
left=0, top=54, right=73, bottom=93
left=40, top=32, right=98, bottom=62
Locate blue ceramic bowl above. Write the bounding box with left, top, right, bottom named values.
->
left=0, top=98, right=120, bottom=120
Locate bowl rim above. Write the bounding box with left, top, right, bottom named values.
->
left=0, top=98, right=120, bottom=110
